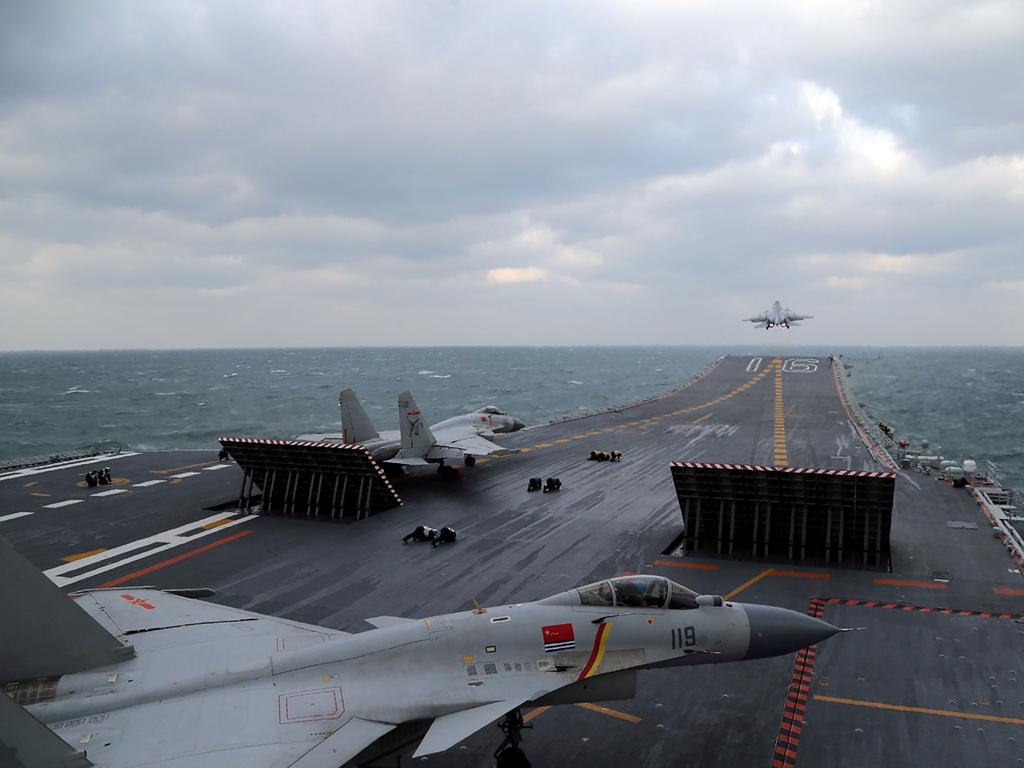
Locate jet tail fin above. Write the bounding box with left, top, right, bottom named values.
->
left=0, top=694, right=93, bottom=767
left=397, top=390, right=436, bottom=458
left=0, top=537, right=133, bottom=683
left=339, top=388, right=379, bottom=444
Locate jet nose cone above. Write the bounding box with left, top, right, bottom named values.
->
left=741, top=603, right=839, bottom=660
left=511, top=418, right=526, bottom=431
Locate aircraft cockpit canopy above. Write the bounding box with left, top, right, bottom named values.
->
left=476, top=406, right=506, bottom=415
left=576, top=575, right=699, bottom=610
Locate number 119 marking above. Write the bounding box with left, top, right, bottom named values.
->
left=671, top=626, right=696, bottom=649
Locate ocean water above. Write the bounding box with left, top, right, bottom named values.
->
left=0, top=346, right=1021, bottom=491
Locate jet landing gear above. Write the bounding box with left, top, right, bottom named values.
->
left=437, top=462, right=461, bottom=481
left=494, top=708, right=532, bottom=768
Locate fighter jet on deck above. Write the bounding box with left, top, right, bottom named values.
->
left=743, top=300, right=813, bottom=329
left=0, top=540, right=841, bottom=768
left=297, top=389, right=525, bottom=475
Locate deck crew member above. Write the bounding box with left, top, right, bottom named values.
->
left=402, top=525, right=438, bottom=544
left=432, top=526, right=458, bottom=547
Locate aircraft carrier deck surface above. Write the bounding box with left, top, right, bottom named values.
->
left=3, top=354, right=1022, bottom=767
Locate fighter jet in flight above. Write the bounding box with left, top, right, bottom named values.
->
left=743, top=300, right=813, bottom=329
left=0, top=540, right=841, bottom=768
left=297, top=389, right=525, bottom=475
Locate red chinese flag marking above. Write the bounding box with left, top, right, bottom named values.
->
left=542, top=623, right=574, bottom=642
left=541, top=623, right=576, bottom=652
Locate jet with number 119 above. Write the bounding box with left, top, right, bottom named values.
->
left=1, top=539, right=842, bottom=768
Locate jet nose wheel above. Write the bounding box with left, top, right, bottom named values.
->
left=494, top=708, right=532, bottom=768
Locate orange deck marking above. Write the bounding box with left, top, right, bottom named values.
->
left=31, top=492, right=51, bottom=497
left=653, top=559, right=721, bottom=570
left=994, top=587, right=1024, bottom=596
left=61, top=548, right=108, bottom=563
left=97, top=529, right=254, bottom=588
left=770, top=569, right=831, bottom=580
left=874, top=578, right=947, bottom=590
left=23, top=481, right=38, bottom=487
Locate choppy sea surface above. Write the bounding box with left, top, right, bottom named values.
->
left=1, top=346, right=1021, bottom=491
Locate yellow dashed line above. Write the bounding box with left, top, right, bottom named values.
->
left=773, top=358, right=788, bottom=466
left=31, top=492, right=51, bottom=497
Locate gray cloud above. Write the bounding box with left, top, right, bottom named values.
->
left=1, top=0, right=1022, bottom=348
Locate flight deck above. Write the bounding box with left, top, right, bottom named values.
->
left=2, top=354, right=1022, bottom=767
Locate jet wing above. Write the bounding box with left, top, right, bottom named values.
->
left=289, top=718, right=396, bottom=768
left=439, top=434, right=513, bottom=457
left=73, top=588, right=349, bottom=643
left=412, top=698, right=529, bottom=758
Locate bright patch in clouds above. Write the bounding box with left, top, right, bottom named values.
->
left=824, top=276, right=868, bottom=291
left=485, top=266, right=547, bottom=285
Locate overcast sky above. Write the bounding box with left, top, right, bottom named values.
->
left=1, top=1, right=1022, bottom=349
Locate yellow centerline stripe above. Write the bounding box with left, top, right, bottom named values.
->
left=61, top=547, right=108, bottom=562
left=201, top=519, right=233, bottom=530
left=575, top=702, right=642, bottom=723
left=723, top=569, right=773, bottom=600
left=814, top=695, right=1024, bottom=726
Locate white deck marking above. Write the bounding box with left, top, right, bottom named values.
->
left=132, top=479, right=166, bottom=488
left=746, top=357, right=763, bottom=373
left=0, top=511, right=33, bottom=523
left=43, top=499, right=85, bottom=509
left=0, top=452, right=141, bottom=482
left=45, top=511, right=252, bottom=587
left=170, top=471, right=201, bottom=479
left=91, top=488, right=128, bottom=497
left=203, top=464, right=231, bottom=471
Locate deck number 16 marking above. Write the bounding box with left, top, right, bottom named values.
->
left=671, top=626, right=696, bottom=649
left=782, top=358, right=819, bottom=373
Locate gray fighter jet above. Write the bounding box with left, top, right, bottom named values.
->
left=298, top=389, right=525, bottom=474
left=0, top=538, right=840, bottom=768
left=743, top=300, right=813, bottom=329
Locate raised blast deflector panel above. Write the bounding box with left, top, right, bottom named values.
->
left=220, top=437, right=402, bottom=520
left=671, top=463, right=895, bottom=567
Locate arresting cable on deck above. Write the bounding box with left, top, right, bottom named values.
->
left=670, top=462, right=895, bottom=567
left=219, top=437, right=403, bottom=520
